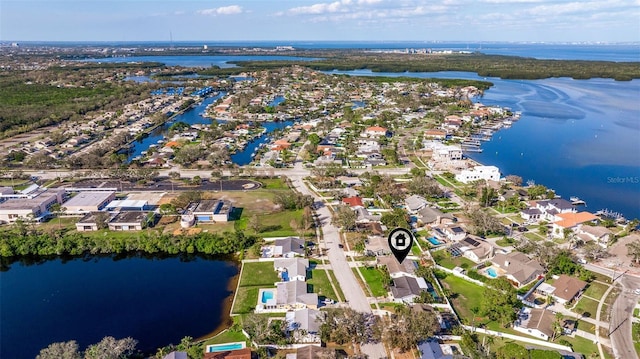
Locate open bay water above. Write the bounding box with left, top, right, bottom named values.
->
left=326, top=69, right=640, bottom=220
left=81, top=55, right=320, bottom=68
left=0, top=256, right=238, bottom=359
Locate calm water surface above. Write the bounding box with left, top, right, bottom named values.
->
left=0, top=256, right=237, bottom=359
left=327, top=69, right=640, bottom=219
left=81, top=55, right=320, bottom=68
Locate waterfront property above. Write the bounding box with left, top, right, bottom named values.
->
left=255, top=281, right=318, bottom=312
left=455, top=165, right=501, bottom=184
left=75, top=211, right=111, bottom=231
left=205, top=342, right=247, bottom=353
left=107, top=211, right=154, bottom=231
left=191, top=199, right=234, bottom=222
left=551, top=211, right=599, bottom=238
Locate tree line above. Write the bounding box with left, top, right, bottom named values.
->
left=0, top=225, right=258, bottom=267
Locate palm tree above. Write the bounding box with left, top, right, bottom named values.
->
left=49, top=203, right=66, bottom=229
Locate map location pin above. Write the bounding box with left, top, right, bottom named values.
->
left=388, top=227, right=414, bottom=263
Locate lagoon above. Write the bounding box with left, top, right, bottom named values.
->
left=0, top=256, right=238, bottom=359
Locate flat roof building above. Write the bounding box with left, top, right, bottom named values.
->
left=192, top=199, right=233, bottom=222
left=108, top=211, right=153, bottom=231
left=63, top=191, right=116, bottom=213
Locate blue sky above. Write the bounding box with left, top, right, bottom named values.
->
left=1, top=0, right=639, bottom=42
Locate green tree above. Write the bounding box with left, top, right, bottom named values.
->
left=36, top=341, right=82, bottom=359
left=84, top=336, right=137, bottom=359
left=332, top=205, right=357, bottom=231
left=381, top=207, right=410, bottom=230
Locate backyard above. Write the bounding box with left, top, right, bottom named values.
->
left=232, top=261, right=280, bottom=315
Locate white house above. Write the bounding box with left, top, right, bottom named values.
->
left=514, top=308, right=555, bottom=341
left=577, top=225, right=613, bottom=247
left=362, top=126, right=389, bottom=138
left=274, top=258, right=309, bottom=281
left=286, top=308, right=324, bottom=343
left=455, top=165, right=501, bottom=183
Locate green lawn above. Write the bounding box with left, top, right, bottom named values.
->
left=573, top=297, right=599, bottom=318
left=258, top=209, right=314, bottom=238
left=202, top=328, right=248, bottom=346
left=439, top=273, right=485, bottom=323
left=524, top=232, right=545, bottom=241
left=238, top=262, right=279, bottom=287
left=354, top=267, right=388, bottom=297
left=307, top=269, right=339, bottom=301
left=327, top=270, right=345, bottom=302
left=583, top=281, right=609, bottom=301
left=557, top=334, right=599, bottom=357
left=495, top=237, right=517, bottom=247
left=258, top=177, right=289, bottom=190
left=232, top=286, right=260, bottom=314
left=232, top=261, right=280, bottom=314
left=432, top=250, right=476, bottom=270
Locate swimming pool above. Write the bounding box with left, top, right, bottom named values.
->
left=487, top=267, right=498, bottom=278
left=428, top=237, right=442, bottom=245
left=206, top=342, right=246, bottom=353
left=261, top=290, right=274, bottom=303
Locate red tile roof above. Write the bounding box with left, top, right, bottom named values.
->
left=342, top=196, right=364, bottom=207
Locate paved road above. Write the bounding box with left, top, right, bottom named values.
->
left=287, top=167, right=388, bottom=359
left=585, top=264, right=640, bottom=359
left=22, top=166, right=411, bottom=182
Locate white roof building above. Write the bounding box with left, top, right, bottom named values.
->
left=455, top=165, right=501, bottom=183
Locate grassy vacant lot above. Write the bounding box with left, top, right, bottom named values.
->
left=239, top=261, right=279, bottom=286
left=232, top=261, right=280, bottom=315
left=354, top=266, right=388, bottom=297
left=573, top=297, right=599, bottom=318
left=583, top=281, right=609, bottom=301
left=439, top=274, right=484, bottom=324
left=307, top=269, right=338, bottom=301
left=432, top=250, right=476, bottom=270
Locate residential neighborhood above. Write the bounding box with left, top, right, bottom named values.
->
left=1, top=53, right=639, bottom=359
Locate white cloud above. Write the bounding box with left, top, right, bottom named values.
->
left=289, top=0, right=351, bottom=15
left=198, top=5, right=243, bottom=16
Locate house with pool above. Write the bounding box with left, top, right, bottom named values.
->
left=256, top=280, right=318, bottom=313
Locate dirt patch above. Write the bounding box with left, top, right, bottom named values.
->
left=173, top=227, right=203, bottom=236
left=599, top=233, right=640, bottom=275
